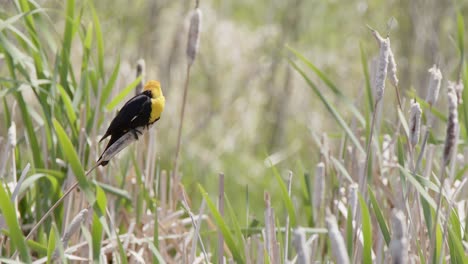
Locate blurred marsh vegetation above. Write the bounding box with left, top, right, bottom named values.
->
left=1, top=0, right=468, bottom=262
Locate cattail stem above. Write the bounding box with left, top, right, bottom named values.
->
left=21, top=167, right=96, bottom=244
left=172, top=6, right=201, bottom=179
left=429, top=85, right=458, bottom=262
left=172, top=64, right=191, bottom=179
left=361, top=101, right=378, bottom=198
left=218, top=173, right=225, bottom=264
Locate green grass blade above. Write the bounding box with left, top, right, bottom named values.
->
left=100, top=56, right=120, bottom=108
left=16, top=93, right=44, bottom=168
left=91, top=212, right=103, bottom=262
left=399, top=166, right=437, bottom=209
left=153, top=206, right=159, bottom=264
left=90, top=3, right=105, bottom=77
left=57, top=84, right=77, bottom=129
left=456, top=12, right=464, bottom=69
left=105, top=75, right=142, bottom=111
left=288, top=46, right=365, bottom=126
left=346, top=206, right=353, bottom=258
left=358, top=194, right=372, bottom=264
left=225, top=194, right=245, bottom=251
left=146, top=238, right=167, bottom=264
left=448, top=223, right=467, bottom=263
left=59, top=0, right=76, bottom=95
left=330, top=157, right=354, bottom=183
left=0, top=183, right=31, bottom=262
left=93, top=180, right=132, bottom=201
left=368, top=187, right=390, bottom=246
left=53, top=119, right=94, bottom=202
left=270, top=164, right=297, bottom=227
left=46, top=224, right=57, bottom=264
left=114, top=226, right=128, bottom=264
left=360, top=42, right=373, bottom=112
left=198, top=184, right=244, bottom=263
left=289, top=58, right=365, bottom=155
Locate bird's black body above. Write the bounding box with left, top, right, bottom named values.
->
left=98, top=90, right=154, bottom=164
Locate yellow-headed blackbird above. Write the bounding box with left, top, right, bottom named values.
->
left=98, top=80, right=165, bottom=166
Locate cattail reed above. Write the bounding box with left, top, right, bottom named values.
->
left=326, top=210, right=350, bottom=264
left=453, top=80, right=464, bottom=105
left=387, top=48, right=398, bottom=88
left=425, top=65, right=442, bottom=106
left=382, top=134, right=394, bottom=167
left=187, top=8, right=202, bottom=66
left=292, top=228, right=310, bottom=264
left=61, top=208, right=88, bottom=245
left=390, top=210, right=408, bottom=264
left=408, top=100, right=422, bottom=147
left=371, top=29, right=390, bottom=103
left=443, top=84, right=459, bottom=166
left=313, top=162, right=325, bottom=213
left=135, top=59, right=145, bottom=96
left=8, top=122, right=16, bottom=147
left=173, top=5, right=202, bottom=179
left=53, top=208, right=89, bottom=258
left=347, top=183, right=358, bottom=219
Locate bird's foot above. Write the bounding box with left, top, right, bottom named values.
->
left=131, top=128, right=144, bottom=140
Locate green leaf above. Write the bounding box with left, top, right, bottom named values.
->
left=448, top=222, right=467, bottom=264
left=225, top=194, right=245, bottom=251
left=105, top=75, right=142, bottom=111
left=399, top=166, right=437, bottom=209
left=456, top=12, right=464, bottom=65
left=16, top=92, right=44, bottom=168
left=100, top=56, right=121, bottom=108
left=90, top=3, right=105, bottom=77
left=0, top=184, right=31, bottom=262
left=368, top=187, right=390, bottom=246
left=53, top=119, right=95, bottom=202
left=270, top=164, right=296, bottom=227
left=46, top=225, right=57, bottom=264
left=57, top=84, right=78, bottom=129
left=153, top=206, right=159, bottom=264
left=288, top=46, right=365, bottom=126
left=91, top=212, right=103, bottom=262
left=289, top=58, right=365, bottom=155
left=360, top=42, right=373, bottom=112
left=346, top=206, right=353, bottom=258
left=114, top=226, right=128, bottom=264
left=146, top=238, right=167, bottom=264
left=59, top=0, right=76, bottom=95
left=198, top=184, right=244, bottom=263
left=330, top=157, right=354, bottom=183
left=93, top=180, right=131, bottom=201
left=358, top=194, right=372, bottom=264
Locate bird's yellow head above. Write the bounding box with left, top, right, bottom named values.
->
left=144, top=80, right=164, bottom=98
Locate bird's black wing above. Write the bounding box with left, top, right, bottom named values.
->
left=99, top=94, right=151, bottom=142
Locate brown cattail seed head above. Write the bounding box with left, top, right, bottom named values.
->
left=390, top=209, right=408, bottom=264
left=425, top=65, right=442, bottom=106
left=371, top=29, right=390, bottom=103
left=443, top=84, right=459, bottom=166
left=409, top=100, right=422, bottom=147
left=187, top=8, right=202, bottom=66
left=387, top=48, right=398, bottom=87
